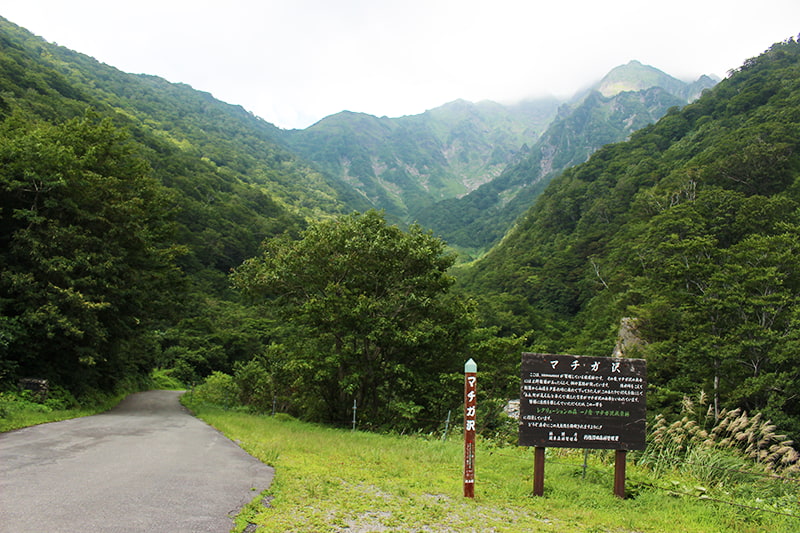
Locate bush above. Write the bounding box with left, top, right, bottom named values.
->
left=43, top=386, right=79, bottom=410
left=193, top=372, right=238, bottom=408
left=639, top=396, right=800, bottom=477
left=233, top=359, right=273, bottom=413
left=0, top=391, right=52, bottom=418
left=150, top=368, right=186, bottom=390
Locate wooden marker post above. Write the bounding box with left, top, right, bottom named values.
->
left=533, top=446, right=545, bottom=496
left=464, top=358, right=477, bottom=498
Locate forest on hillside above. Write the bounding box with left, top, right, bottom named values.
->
left=2, top=14, right=800, bottom=446
left=0, top=17, right=322, bottom=394
left=461, top=37, right=800, bottom=438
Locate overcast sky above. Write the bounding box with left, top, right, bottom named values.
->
left=3, top=1, right=799, bottom=129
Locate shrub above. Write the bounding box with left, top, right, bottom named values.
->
left=150, top=368, right=186, bottom=391
left=193, top=372, right=238, bottom=408
left=641, top=394, right=800, bottom=476
left=233, top=359, right=273, bottom=413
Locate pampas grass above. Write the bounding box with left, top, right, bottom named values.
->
left=642, top=393, right=800, bottom=477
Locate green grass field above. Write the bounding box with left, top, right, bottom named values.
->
left=183, top=398, right=800, bottom=532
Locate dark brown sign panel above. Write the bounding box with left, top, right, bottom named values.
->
left=519, top=353, right=646, bottom=450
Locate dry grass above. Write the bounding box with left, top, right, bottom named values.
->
left=647, top=394, right=800, bottom=475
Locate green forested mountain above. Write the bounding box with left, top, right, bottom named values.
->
left=280, top=60, right=716, bottom=257
left=459, top=37, right=800, bottom=436
left=415, top=64, right=718, bottom=254
left=281, top=98, right=559, bottom=220
left=593, top=59, right=717, bottom=100
left=0, top=17, right=366, bottom=393
left=8, top=26, right=368, bottom=218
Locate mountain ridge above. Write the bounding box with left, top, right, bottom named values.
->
left=281, top=96, right=561, bottom=219
left=278, top=61, right=716, bottom=251
left=410, top=67, right=717, bottom=255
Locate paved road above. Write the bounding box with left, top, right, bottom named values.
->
left=0, top=390, right=274, bottom=532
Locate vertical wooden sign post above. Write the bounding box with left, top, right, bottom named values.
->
left=533, top=446, right=545, bottom=496
left=464, top=358, right=477, bottom=498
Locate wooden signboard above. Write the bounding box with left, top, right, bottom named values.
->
left=519, top=353, right=647, bottom=450
left=519, top=353, right=647, bottom=498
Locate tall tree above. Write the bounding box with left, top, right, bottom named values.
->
left=233, top=210, right=475, bottom=428
left=0, top=111, right=183, bottom=392
left=629, top=188, right=800, bottom=427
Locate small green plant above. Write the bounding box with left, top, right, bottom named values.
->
left=0, top=388, right=122, bottom=432
left=272, top=412, right=296, bottom=422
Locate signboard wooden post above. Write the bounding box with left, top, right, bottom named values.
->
left=464, top=358, right=477, bottom=498
left=518, top=353, right=646, bottom=498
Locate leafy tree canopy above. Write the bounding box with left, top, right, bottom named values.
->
left=0, top=111, right=183, bottom=392
left=233, top=210, right=475, bottom=428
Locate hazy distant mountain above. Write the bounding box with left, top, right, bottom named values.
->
left=591, top=60, right=720, bottom=101
left=412, top=63, right=719, bottom=255
left=281, top=97, right=560, bottom=219
left=280, top=60, right=717, bottom=255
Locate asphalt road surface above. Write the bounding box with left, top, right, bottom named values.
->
left=0, top=390, right=274, bottom=532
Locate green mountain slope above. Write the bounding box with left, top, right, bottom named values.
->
left=282, top=97, right=560, bottom=220
left=1, top=18, right=367, bottom=212
left=0, top=17, right=372, bottom=276
left=415, top=64, right=717, bottom=254
left=460, top=37, right=800, bottom=435
left=0, top=17, right=367, bottom=392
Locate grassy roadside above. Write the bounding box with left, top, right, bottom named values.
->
left=0, top=369, right=184, bottom=433
left=0, top=392, right=123, bottom=432
left=184, top=398, right=799, bottom=532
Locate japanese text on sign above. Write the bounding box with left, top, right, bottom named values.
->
left=518, top=353, right=646, bottom=450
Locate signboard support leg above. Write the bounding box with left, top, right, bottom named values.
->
left=614, top=450, right=626, bottom=499
left=533, top=447, right=545, bottom=496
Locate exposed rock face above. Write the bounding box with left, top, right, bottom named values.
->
left=613, top=317, right=645, bottom=358
left=504, top=399, right=520, bottom=420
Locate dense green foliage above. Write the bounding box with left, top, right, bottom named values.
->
left=460, top=37, right=800, bottom=438
left=0, top=113, right=182, bottom=391
left=232, top=211, right=476, bottom=428
left=0, top=17, right=357, bottom=397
